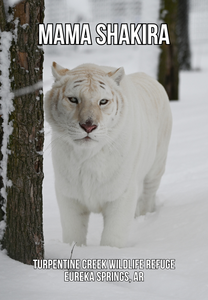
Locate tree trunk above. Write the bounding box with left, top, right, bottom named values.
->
left=1, top=0, right=44, bottom=264
left=158, top=0, right=179, bottom=100
left=0, top=0, right=6, bottom=31
left=0, top=0, right=7, bottom=223
left=177, top=0, right=191, bottom=70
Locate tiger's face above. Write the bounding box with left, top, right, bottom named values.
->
left=45, top=62, right=125, bottom=148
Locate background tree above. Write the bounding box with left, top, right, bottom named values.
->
left=0, top=0, right=44, bottom=264
left=158, top=0, right=179, bottom=100
left=177, top=0, right=191, bottom=70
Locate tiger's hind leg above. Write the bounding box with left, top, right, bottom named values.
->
left=135, top=156, right=167, bottom=217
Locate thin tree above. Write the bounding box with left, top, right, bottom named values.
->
left=177, top=0, right=191, bottom=70
left=158, top=0, right=179, bottom=100
left=0, top=0, right=44, bottom=264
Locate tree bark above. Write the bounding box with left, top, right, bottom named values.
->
left=177, top=0, right=191, bottom=70
left=0, top=0, right=6, bottom=31
left=1, top=0, right=44, bottom=264
left=0, top=0, right=7, bottom=223
left=158, top=0, right=179, bottom=100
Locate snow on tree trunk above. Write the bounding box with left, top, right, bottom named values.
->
left=0, top=30, right=13, bottom=238
left=0, top=0, right=13, bottom=237
left=0, top=0, right=44, bottom=264
left=157, top=0, right=179, bottom=100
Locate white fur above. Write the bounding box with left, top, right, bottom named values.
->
left=45, top=63, right=172, bottom=248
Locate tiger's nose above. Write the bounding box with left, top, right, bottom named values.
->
left=79, top=120, right=97, bottom=133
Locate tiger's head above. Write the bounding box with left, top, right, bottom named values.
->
left=45, top=62, right=126, bottom=149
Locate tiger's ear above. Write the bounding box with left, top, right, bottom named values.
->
left=52, top=62, right=70, bottom=81
left=107, top=67, right=125, bottom=85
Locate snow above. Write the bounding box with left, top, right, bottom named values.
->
left=0, top=47, right=207, bottom=300
left=0, top=31, right=14, bottom=238
left=1, top=2, right=208, bottom=299
left=7, top=0, right=21, bottom=6
left=67, top=0, right=92, bottom=20
left=139, top=0, right=160, bottom=78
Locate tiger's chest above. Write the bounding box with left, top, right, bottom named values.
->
left=53, top=144, right=133, bottom=212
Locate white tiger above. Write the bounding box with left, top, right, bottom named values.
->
left=45, top=62, right=172, bottom=248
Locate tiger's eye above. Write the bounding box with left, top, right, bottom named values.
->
left=99, top=99, right=109, bottom=106
left=68, top=97, right=78, bottom=104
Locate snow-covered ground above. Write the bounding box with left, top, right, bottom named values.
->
left=1, top=6, right=208, bottom=300
left=1, top=47, right=207, bottom=300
